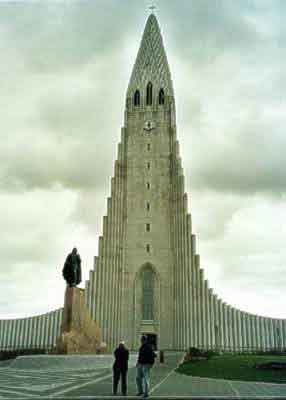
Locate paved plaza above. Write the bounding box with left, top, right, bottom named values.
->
left=0, top=353, right=286, bottom=399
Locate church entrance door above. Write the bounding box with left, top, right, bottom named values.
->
left=143, top=333, right=157, bottom=350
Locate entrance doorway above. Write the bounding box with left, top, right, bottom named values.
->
left=143, top=333, right=157, bottom=350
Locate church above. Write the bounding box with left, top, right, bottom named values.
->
left=0, top=14, right=285, bottom=353
left=83, top=14, right=286, bottom=351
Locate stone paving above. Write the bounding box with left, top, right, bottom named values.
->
left=0, top=353, right=286, bottom=399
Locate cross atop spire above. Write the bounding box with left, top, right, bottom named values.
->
left=148, top=4, right=156, bottom=13
left=127, top=13, right=174, bottom=99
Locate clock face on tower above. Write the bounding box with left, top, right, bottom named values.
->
left=144, top=120, right=156, bottom=132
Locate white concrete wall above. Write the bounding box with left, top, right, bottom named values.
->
left=0, top=308, right=63, bottom=351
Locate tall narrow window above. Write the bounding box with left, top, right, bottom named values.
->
left=146, top=223, right=150, bottom=232
left=147, top=162, right=150, bottom=169
left=146, top=182, right=150, bottom=190
left=146, top=244, right=150, bottom=253
left=146, top=202, right=150, bottom=211
left=146, top=82, right=153, bottom=105
left=147, top=143, right=151, bottom=151
left=134, top=90, right=140, bottom=106
left=159, top=88, right=165, bottom=105
left=142, top=268, right=154, bottom=320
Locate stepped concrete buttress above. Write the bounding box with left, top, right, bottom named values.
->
left=56, top=287, right=104, bottom=354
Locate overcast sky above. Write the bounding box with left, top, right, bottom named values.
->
left=0, top=0, right=285, bottom=320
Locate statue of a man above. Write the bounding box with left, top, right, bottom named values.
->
left=62, top=247, right=82, bottom=287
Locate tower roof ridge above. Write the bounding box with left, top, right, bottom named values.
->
left=127, top=13, right=174, bottom=98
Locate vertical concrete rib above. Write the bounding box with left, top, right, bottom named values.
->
left=48, top=312, right=54, bottom=349
left=105, top=198, right=112, bottom=347
left=264, top=318, right=268, bottom=350
left=1, top=320, right=6, bottom=349
left=281, top=319, right=286, bottom=351
left=178, top=173, right=183, bottom=349
left=9, top=319, right=15, bottom=350
left=241, top=312, right=245, bottom=351
left=54, top=310, right=60, bottom=347
left=256, top=316, right=261, bottom=350
left=113, top=166, right=120, bottom=348
left=109, top=179, right=116, bottom=350
left=12, top=319, right=18, bottom=350
left=51, top=312, right=56, bottom=348
left=199, top=270, right=205, bottom=348
left=113, top=153, right=122, bottom=348
left=223, top=302, right=228, bottom=350
left=0, top=320, right=3, bottom=349
left=218, top=299, right=223, bottom=350
left=1, top=321, right=6, bottom=349
left=6, top=320, right=12, bottom=349
left=85, top=280, right=90, bottom=312
left=96, top=237, right=104, bottom=331
left=116, top=129, right=124, bottom=346
left=247, top=314, right=253, bottom=351
left=177, top=173, right=183, bottom=349
left=261, top=317, right=266, bottom=351
left=89, top=271, right=94, bottom=313
left=92, top=258, right=98, bottom=320
left=5, top=320, right=10, bottom=349
left=41, top=314, right=46, bottom=348
left=34, top=317, right=39, bottom=348
left=41, top=315, right=46, bottom=348
left=232, top=309, right=236, bottom=351
left=208, top=288, right=214, bottom=349
left=17, top=319, right=23, bottom=349
left=182, top=194, right=189, bottom=348
left=118, top=140, right=126, bottom=348
left=204, top=281, right=210, bottom=348
left=208, top=287, right=214, bottom=350
left=252, top=315, right=257, bottom=350
left=186, top=213, right=193, bottom=346
left=214, top=295, right=219, bottom=350
left=172, top=150, right=179, bottom=347
left=269, top=319, right=274, bottom=348
left=236, top=310, right=241, bottom=351
left=101, top=215, right=109, bottom=343
left=191, top=235, right=198, bottom=347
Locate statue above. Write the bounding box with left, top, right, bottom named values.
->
left=62, top=247, right=82, bottom=287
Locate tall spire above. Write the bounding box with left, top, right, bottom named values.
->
left=127, top=14, right=174, bottom=98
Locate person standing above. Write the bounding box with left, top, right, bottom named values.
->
left=136, top=335, right=156, bottom=398
left=113, top=341, right=129, bottom=396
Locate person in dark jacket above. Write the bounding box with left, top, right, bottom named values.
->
left=113, top=341, right=129, bottom=396
left=136, top=335, right=156, bottom=398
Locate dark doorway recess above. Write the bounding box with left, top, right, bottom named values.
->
left=143, top=333, right=157, bottom=350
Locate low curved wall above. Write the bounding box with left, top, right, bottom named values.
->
left=186, top=257, right=286, bottom=352
left=0, top=308, right=63, bottom=351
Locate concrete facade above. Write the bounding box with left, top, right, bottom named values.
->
left=82, top=14, right=286, bottom=351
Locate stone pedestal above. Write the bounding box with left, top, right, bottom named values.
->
left=56, top=287, right=104, bottom=354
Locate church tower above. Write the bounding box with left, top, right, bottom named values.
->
left=85, top=13, right=196, bottom=350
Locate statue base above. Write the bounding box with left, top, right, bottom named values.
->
left=56, top=287, right=106, bottom=354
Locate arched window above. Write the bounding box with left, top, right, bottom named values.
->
left=146, top=82, right=153, bottom=106
left=142, top=268, right=154, bottom=320
left=134, top=90, right=140, bottom=106
left=159, top=88, right=165, bottom=105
